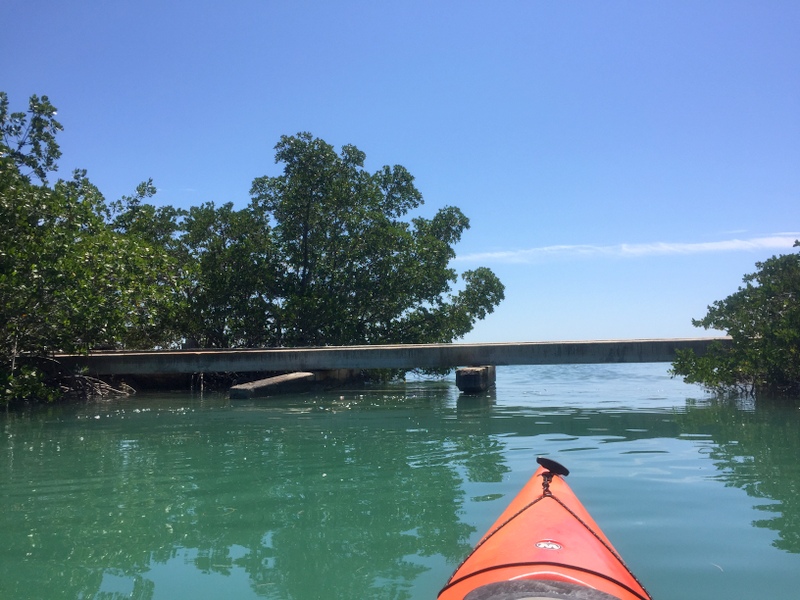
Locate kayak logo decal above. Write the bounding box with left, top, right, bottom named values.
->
left=535, top=540, right=562, bottom=550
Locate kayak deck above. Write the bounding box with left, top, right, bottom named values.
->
left=438, top=459, right=652, bottom=600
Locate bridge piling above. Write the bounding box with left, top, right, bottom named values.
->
left=456, top=366, right=496, bottom=393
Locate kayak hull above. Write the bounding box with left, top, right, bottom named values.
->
left=438, top=463, right=651, bottom=600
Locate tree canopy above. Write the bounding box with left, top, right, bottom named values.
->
left=0, top=91, right=62, bottom=184
left=1, top=96, right=179, bottom=401
left=249, top=132, right=505, bottom=347
left=1, top=93, right=504, bottom=403
left=671, top=243, right=800, bottom=397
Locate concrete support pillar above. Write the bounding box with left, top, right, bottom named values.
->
left=456, top=365, right=496, bottom=393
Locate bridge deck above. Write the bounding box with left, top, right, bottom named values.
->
left=57, top=338, right=728, bottom=376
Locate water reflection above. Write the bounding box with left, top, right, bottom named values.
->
left=677, top=396, right=800, bottom=553
left=2, top=392, right=490, bottom=599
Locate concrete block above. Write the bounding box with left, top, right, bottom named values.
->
left=456, top=365, right=496, bottom=393
left=230, top=372, right=316, bottom=399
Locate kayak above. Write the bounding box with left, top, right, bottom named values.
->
left=438, top=457, right=652, bottom=600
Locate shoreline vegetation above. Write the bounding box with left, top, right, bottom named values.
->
left=670, top=241, right=800, bottom=399
left=1, top=91, right=504, bottom=406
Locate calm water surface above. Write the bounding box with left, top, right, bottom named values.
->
left=2, top=364, right=799, bottom=599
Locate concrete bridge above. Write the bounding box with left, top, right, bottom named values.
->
left=58, top=338, right=727, bottom=376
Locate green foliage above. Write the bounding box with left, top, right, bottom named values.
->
left=0, top=167, right=174, bottom=352
left=1, top=365, right=61, bottom=403
left=1, top=93, right=178, bottom=404
left=671, top=244, right=800, bottom=397
left=0, top=91, right=62, bottom=183
left=249, top=132, right=505, bottom=346
left=108, top=180, right=188, bottom=348
left=176, top=201, right=281, bottom=347
left=108, top=132, right=505, bottom=352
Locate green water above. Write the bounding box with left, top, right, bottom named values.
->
left=2, top=364, right=799, bottom=599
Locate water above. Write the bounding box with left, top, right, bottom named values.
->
left=1, top=364, right=799, bottom=599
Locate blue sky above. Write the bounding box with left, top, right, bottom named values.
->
left=3, top=1, right=798, bottom=343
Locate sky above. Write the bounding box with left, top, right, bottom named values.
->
left=2, top=0, right=798, bottom=343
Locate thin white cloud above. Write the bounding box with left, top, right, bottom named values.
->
left=456, top=235, right=799, bottom=264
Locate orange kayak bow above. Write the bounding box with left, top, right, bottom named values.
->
left=438, top=458, right=652, bottom=600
